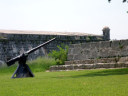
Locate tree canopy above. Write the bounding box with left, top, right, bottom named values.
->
left=108, top=0, right=128, bottom=13
left=108, top=0, right=127, bottom=3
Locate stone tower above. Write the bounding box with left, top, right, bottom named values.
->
left=102, top=26, right=110, bottom=41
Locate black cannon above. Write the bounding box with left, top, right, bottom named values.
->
left=6, top=38, right=56, bottom=78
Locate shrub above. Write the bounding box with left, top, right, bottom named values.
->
left=48, top=45, right=69, bottom=65
left=28, top=57, right=56, bottom=72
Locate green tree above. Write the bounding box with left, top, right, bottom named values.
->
left=108, top=0, right=128, bottom=13
left=108, top=0, right=127, bottom=3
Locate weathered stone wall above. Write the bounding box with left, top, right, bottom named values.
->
left=68, top=39, right=128, bottom=61
left=0, top=33, right=106, bottom=65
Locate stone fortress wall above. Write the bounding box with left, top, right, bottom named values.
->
left=50, top=39, right=128, bottom=71
left=68, top=39, right=128, bottom=61
left=0, top=27, right=109, bottom=66
left=49, top=27, right=128, bottom=71
left=50, top=40, right=128, bottom=71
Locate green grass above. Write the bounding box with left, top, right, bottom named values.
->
left=0, top=57, right=56, bottom=74
left=0, top=68, right=128, bottom=96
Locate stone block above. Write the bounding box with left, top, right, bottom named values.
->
left=76, top=54, right=85, bottom=60
left=58, top=65, right=66, bottom=70
left=94, top=63, right=103, bottom=68
left=78, top=64, right=86, bottom=69
left=120, top=50, right=128, bottom=57
left=83, top=43, right=91, bottom=49
left=65, top=61, right=71, bottom=65
left=67, top=54, right=74, bottom=60
left=73, top=47, right=81, bottom=55
left=85, top=64, right=94, bottom=69
left=116, top=63, right=125, bottom=68
left=68, top=48, right=73, bottom=54
left=111, top=41, right=120, bottom=49
left=103, top=63, right=111, bottom=68
left=90, top=42, right=99, bottom=49
left=118, top=57, right=128, bottom=63
left=50, top=66, right=58, bottom=71
left=109, top=63, right=116, bottom=68
left=99, top=41, right=110, bottom=48
left=66, top=65, right=74, bottom=70
left=120, top=39, right=128, bottom=46
left=124, top=63, right=128, bottom=67
left=83, top=59, right=95, bottom=64
left=81, top=43, right=87, bottom=49
left=73, top=65, right=80, bottom=69
left=69, top=44, right=74, bottom=48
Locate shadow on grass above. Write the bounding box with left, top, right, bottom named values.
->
left=72, top=68, right=128, bottom=78
left=52, top=68, right=128, bottom=79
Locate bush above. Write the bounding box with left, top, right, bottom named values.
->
left=48, top=45, right=69, bottom=65
left=28, top=57, right=56, bottom=72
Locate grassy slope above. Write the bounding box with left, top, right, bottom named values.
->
left=0, top=68, right=128, bottom=96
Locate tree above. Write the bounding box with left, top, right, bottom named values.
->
left=108, top=0, right=128, bottom=13
left=108, top=0, right=127, bottom=3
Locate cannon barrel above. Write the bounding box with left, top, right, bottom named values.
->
left=6, top=55, right=21, bottom=66
left=26, top=37, right=56, bottom=55
left=6, top=38, right=56, bottom=66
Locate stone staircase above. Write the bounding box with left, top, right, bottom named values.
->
left=50, top=57, right=128, bottom=71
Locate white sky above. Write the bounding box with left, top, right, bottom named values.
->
left=0, top=0, right=128, bottom=40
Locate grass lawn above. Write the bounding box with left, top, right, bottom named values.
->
left=0, top=68, right=128, bottom=96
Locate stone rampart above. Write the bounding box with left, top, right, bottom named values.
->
left=0, top=31, right=107, bottom=65
left=68, top=39, right=128, bottom=61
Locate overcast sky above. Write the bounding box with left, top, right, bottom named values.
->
left=0, top=0, right=128, bottom=40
